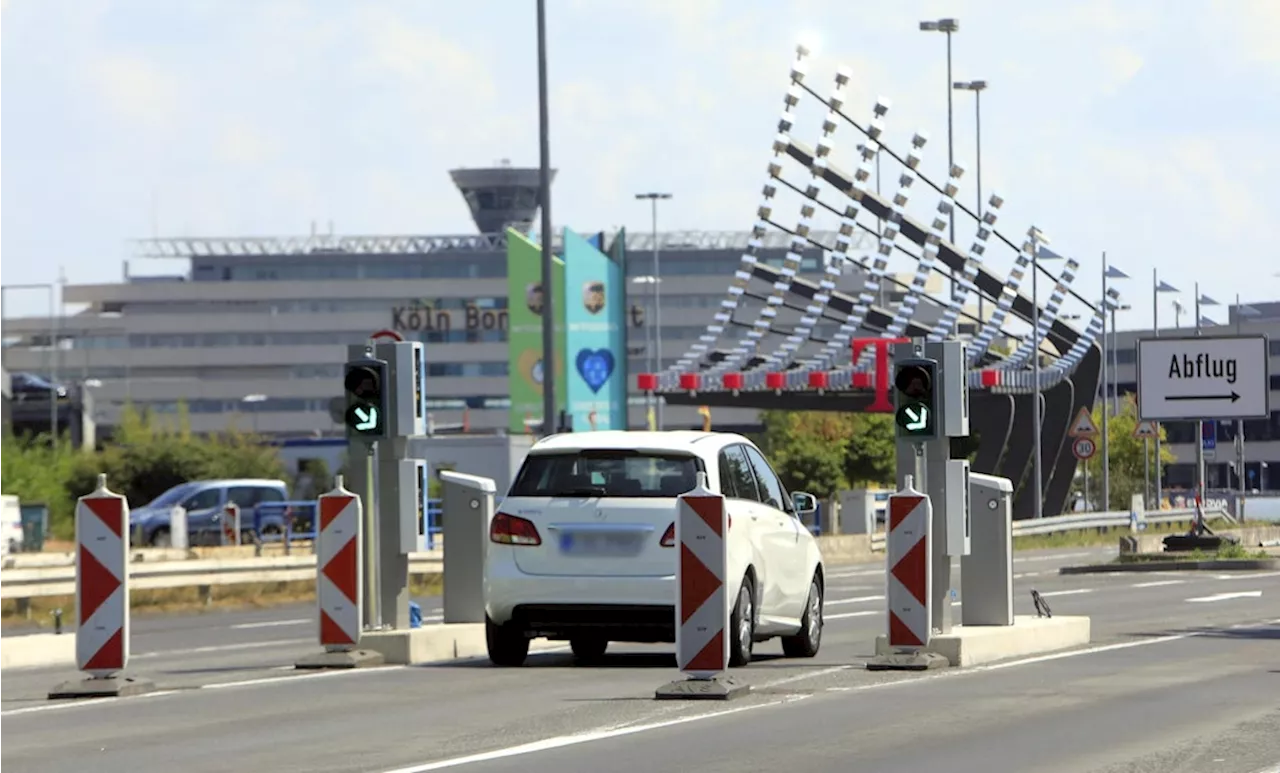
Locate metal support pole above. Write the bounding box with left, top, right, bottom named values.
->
left=926, top=435, right=952, bottom=634
left=1101, top=253, right=1110, bottom=512
left=1152, top=270, right=1163, bottom=511
left=1031, top=236, right=1044, bottom=518
left=535, top=0, right=557, bottom=438
left=652, top=199, right=665, bottom=430
left=1144, top=439, right=1151, bottom=508
left=377, top=436, right=411, bottom=629
left=974, top=87, right=984, bottom=323
left=1236, top=294, right=1247, bottom=500
left=944, top=29, right=957, bottom=300
left=349, top=439, right=381, bottom=630
left=1194, top=284, right=1206, bottom=530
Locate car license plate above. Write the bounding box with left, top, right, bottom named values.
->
left=558, top=530, right=643, bottom=557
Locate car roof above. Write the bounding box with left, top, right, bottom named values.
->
left=529, top=430, right=752, bottom=455
left=190, top=479, right=287, bottom=487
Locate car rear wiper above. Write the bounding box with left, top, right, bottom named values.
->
left=562, top=486, right=607, bottom=497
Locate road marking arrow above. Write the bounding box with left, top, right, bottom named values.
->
left=1166, top=391, right=1241, bottom=403
left=1186, top=590, right=1262, bottom=603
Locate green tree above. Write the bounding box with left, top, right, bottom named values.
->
left=755, top=410, right=896, bottom=499
left=0, top=431, right=80, bottom=538
left=1078, top=394, right=1175, bottom=510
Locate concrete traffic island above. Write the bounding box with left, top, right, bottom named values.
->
left=294, top=649, right=386, bottom=669
left=873, top=615, right=1092, bottom=668
left=1061, top=557, right=1278, bottom=574
left=2, top=632, right=76, bottom=670
left=357, top=624, right=565, bottom=665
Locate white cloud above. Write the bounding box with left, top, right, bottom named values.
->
left=84, top=53, right=184, bottom=131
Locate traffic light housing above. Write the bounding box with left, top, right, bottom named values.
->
left=893, top=357, right=939, bottom=440
left=344, top=356, right=389, bottom=438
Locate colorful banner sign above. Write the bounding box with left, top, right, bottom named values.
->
left=505, top=228, right=566, bottom=434
left=562, top=227, right=627, bottom=431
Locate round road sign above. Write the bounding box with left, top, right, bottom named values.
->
left=1072, top=436, right=1097, bottom=461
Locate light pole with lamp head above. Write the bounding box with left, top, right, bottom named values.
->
left=535, top=0, right=557, bottom=437
left=1100, top=256, right=1128, bottom=511
left=1152, top=272, right=1180, bottom=510
left=920, top=17, right=960, bottom=297
left=952, top=78, right=987, bottom=320
left=634, top=192, right=672, bottom=430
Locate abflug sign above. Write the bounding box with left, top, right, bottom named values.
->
left=391, top=304, right=509, bottom=333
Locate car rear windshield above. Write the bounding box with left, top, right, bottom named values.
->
left=509, top=450, right=705, bottom=498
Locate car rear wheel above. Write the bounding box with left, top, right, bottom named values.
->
left=728, top=576, right=755, bottom=667
left=569, top=636, right=608, bottom=663
left=486, top=616, right=530, bottom=667
left=781, top=575, right=823, bottom=658
left=150, top=528, right=171, bottom=548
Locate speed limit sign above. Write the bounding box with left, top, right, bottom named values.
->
left=1072, top=436, right=1097, bottom=461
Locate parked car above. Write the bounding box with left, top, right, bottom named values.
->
left=10, top=372, right=68, bottom=401
left=128, top=479, right=289, bottom=546
left=484, top=430, right=826, bottom=667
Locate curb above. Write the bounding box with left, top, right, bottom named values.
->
left=1060, top=558, right=1280, bottom=574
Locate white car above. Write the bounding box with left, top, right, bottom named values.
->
left=484, top=430, right=826, bottom=667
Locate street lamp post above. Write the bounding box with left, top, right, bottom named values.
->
left=535, top=0, right=557, bottom=437
left=920, top=17, right=960, bottom=296
left=631, top=275, right=662, bottom=430
left=953, top=79, right=987, bottom=320
left=1100, top=255, right=1129, bottom=511
left=1152, top=271, right=1180, bottom=510
left=242, top=394, right=267, bottom=434
left=635, top=192, right=672, bottom=430
left=1, top=282, right=60, bottom=442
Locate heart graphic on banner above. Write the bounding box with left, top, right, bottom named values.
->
left=575, top=349, right=615, bottom=394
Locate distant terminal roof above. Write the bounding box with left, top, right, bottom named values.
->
left=130, top=229, right=877, bottom=259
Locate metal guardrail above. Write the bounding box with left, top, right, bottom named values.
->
left=867, top=507, right=1227, bottom=549
left=1, top=553, right=443, bottom=601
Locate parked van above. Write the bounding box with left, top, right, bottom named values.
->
left=128, top=479, right=289, bottom=547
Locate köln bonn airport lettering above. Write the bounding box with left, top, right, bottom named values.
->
left=391, top=304, right=508, bottom=333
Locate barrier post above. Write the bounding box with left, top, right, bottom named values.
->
left=868, top=475, right=949, bottom=671
left=295, top=475, right=384, bottom=669
left=49, top=474, right=156, bottom=699
left=220, top=502, right=241, bottom=547
left=655, top=471, right=750, bottom=700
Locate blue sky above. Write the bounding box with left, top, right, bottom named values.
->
left=3, top=0, right=1279, bottom=330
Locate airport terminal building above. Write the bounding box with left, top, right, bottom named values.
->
left=2, top=165, right=898, bottom=438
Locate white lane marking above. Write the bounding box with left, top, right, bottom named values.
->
left=1131, top=580, right=1186, bottom=588
left=134, top=637, right=312, bottom=659
left=1035, top=588, right=1094, bottom=598
left=1013, top=571, right=1049, bottom=579
left=827, top=568, right=884, bottom=578
left=230, top=618, right=310, bottom=630
left=827, top=594, right=885, bottom=606
left=205, top=666, right=410, bottom=690
left=1186, top=591, right=1263, bottom=603
left=827, top=610, right=878, bottom=621
left=1014, top=551, right=1096, bottom=564
left=1245, top=763, right=1280, bottom=773
left=1, top=690, right=183, bottom=717
left=377, top=695, right=812, bottom=772
left=756, top=665, right=854, bottom=688
left=1214, top=571, right=1280, bottom=581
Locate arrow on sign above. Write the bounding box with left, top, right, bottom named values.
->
left=903, top=405, right=929, bottom=431
left=1186, top=590, right=1262, bottom=603
left=1167, top=392, right=1241, bottom=403
left=353, top=406, right=379, bottom=431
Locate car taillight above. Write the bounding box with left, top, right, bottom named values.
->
left=490, top=512, right=541, bottom=546
left=660, top=516, right=731, bottom=547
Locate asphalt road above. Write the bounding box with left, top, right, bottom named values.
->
left=3, top=546, right=1278, bottom=773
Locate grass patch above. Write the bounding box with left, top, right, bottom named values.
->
left=1115, top=543, right=1270, bottom=564
left=1, top=573, right=443, bottom=629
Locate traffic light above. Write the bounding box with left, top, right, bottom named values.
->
left=344, top=356, right=389, bottom=438
left=893, top=357, right=939, bottom=440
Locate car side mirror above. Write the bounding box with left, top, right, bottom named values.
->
left=792, top=492, right=818, bottom=516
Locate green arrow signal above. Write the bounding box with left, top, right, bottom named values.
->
left=903, top=405, right=928, bottom=431
left=354, top=405, right=378, bottom=431
left=346, top=403, right=381, bottom=433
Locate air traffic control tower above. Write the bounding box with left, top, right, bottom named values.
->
left=449, top=161, right=556, bottom=234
